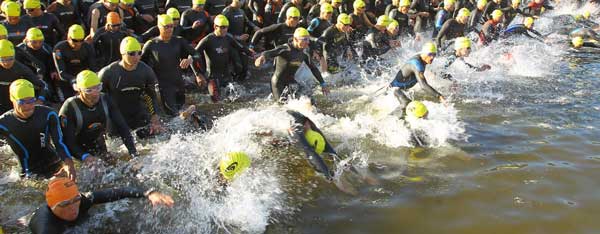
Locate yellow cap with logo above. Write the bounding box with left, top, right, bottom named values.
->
left=457, top=8, right=470, bottom=18
left=68, top=24, right=85, bottom=40
left=4, top=1, right=21, bottom=17
left=399, top=0, right=410, bottom=7
left=294, top=27, right=310, bottom=38
left=305, top=129, right=326, bottom=154
left=337, top=13, right=352, bottom=24
left=321, top=3, right=333, bottom=13
left=376, top=15, right=391, bottom=27
left=454, top=36, right=471, bottom=50
left=9, top=79, right=35, bottom=101
left=76, top=70, right=101, bottom=89
left=26, top=28, right=44, bottom=41
left=219, top=152, right=251, bottom=181
left=353, top=0, right=366, bottom=9
left=421, top=42, right=437, bottom=54
left=491, top=9, right=503, bottom=20
left=286, top=6, right=300, bottom=17
left=406, top=101, right=428, bottom=118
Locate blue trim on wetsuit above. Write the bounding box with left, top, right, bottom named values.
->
left=390, top=56, right=424, bottom=88
left=308, top=18, right=320, bottom=32
left=0, top=124, right=31, bottom=175
left=47, top=112, right=73, bottom=159
left=435, top=10, right=448, bottom=29
left=503, top=24, right=524, bottom=34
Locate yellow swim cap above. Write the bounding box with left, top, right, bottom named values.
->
left=293, top=27, right=310, bottom=38
left=305, top=129, right=326, bottom=154
left=399, top=0, right=410, bottom=7
left=387, top=19, right=399, bottom=31
left=214, top=14, right=229, bottom=26
left=457, top=8, right=470, bottom=18
left=337, top=13, right=352, bottom=24
left=76, top=70, right=101, bottom=89
left=444, top=0, right=456, bottom=7
left=166, top=7, right=180, bottom=19
left=491, top=9, right=503, bottom=20
left=9, top=79, right=35, bottom=101
left=4, top=1, right=20, bottom=17
left=477, top=0, right=487, bottom=8
left=511, top=0, right=520, bottom=5
left=193, top=0, right=206, bottom=5
left=286, top=6, right=301, bottom=17
left=68, top=24, right=85, bottom=40
left=572, top=36, right=584, bottom=48
left=321, top=3, right=334, bottom=13
left=23, top=0, right=41, bottom=9
left=0, top=24, right=6, bottom=37
left=219, top=152, right=251, bottom=181
left=454, top=36, right=471, bottom=50
left=406, top=101, right=428, bottom=118
left=158, top=14, right=173, bottom=26
left=120, top=0, right=134, bottom=4
left=332, top=0, right=342, bottom=4
left=523, top=17, right=534, bottom=28
left=0, top=39, right=15, bottom=57
left=26, top=27, right=44, bottom=41
left=583, top=10, right=591, bottom=19
left=421, top=42, right=437, bottom=54
left=120, top=36, right=140, bottom=54
left=353, top=0, right=366, bottom=9
left=376, top=15, right=391, bottom=27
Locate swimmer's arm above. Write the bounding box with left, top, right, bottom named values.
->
left=417, top=72, right=443, bottom=98
left=86, top=187, right=150, bottom=204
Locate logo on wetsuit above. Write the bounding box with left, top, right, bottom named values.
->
left=40, top=133, right=46, bottom=148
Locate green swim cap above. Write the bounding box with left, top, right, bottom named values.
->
left=0, top=39, right=15, bottom=58
left=120, top=36, right=141, bottom=54
left=305, top=129, right=326, bottom=154
left=166, top=7, right=180, bottom=19
left=214, top=14, right=230, bottom=26
left=572, top=36, right=584, bottom=48
left=219, top=152, right=251, bottom=181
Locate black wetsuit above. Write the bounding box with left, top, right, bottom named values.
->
left=349, top=12, right=371, bottom=41
left=53, top=40, right=97, bottom=98
left=409, top=0, right=431, bottom=33
left=261, top=42, right=325, bottom=101
left=222, top=5, right=257, bottom=80
left=479, top=19, right=501, bottom=44
left=501, top=23, right=543, bottom=41
left=16, top=43, right=59, bottom=101
left=262, top=1, right=283, bottom=28
left=47, top=1, right=83, bottom=31
left=307, top=17, right=331, bottom=37
left=569, top=27, right=600, bottom=41
left=180, top=9, right=211, bottom=44
left=165, top=0, right=192, bottom=14
left=362, top=28, right=392, bottom=59
left=433, top=9, right=452, bottom=37
left=388, top=8, right=414, bottom=37
left=522, top=1, right=552, bottom=17
left=435, top=19, right=466, bottom=48
left=277, top=2, right=305, bottom=24
left=2, top=19, right=35, bottom=45
left=195, top=33, right=251, bottom=84
left=0, top=61, right=47, bottom=113
left=134, top=0, right=159, bottom=33
left=99, top=61, right=160, bottom=138
left=250, top=22, right=296, bottom=49
left=87, top=2, right=115, bottom=31
left=0, top=106, right=72, bottom=177
left=503, top=6, right=531, bottom=24
left=482, top=1, right=507, bottom=21
left=141, top=36, right=200, bottom=116
left=78, top=0, right=97, bottom=22
left=320, top=25, right=354, bottom=70
left=29, top=187, right=153, bottom=234
left=287, top=110, right=336, bottom=179
left=205, top=0, right=229, bottom=15
left=21, top=13, right=66, bottom=47
left=92, top=27, right=131, bottom=67
left=59, top=94, right=137, bottom=160
left=440, top=54, right=488, bottom=79
left=117, top=6, right=141, bottom=33
left=390, top=55, right=442, bottom=110
left=468, top=7, right=485, bottom=30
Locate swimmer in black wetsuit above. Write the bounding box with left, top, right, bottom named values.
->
left=195, top=15, right=255, bottom=102
left=389, top=42, right=446, bottom=116
left=320, top=13, right=355, bottom=73
left=53, top=24, right=97, bottom=99
left=59, top=70, right=138, bottom=163
left=100, top=36, right=165, bottom=139
left=501, top=17, right=543, bottom=42
left=141, top=14, right=204, bottom=116
left=29, top=177, right=174, bottom=234
left=440, top=37, right=491, bottom=80
left=0, top=79, right=76, bottom=180
left=250, top=7, right=301, bottom=51
left=255, top=27, right=329, bottom=102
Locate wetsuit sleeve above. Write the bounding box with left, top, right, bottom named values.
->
left=143, top=64, right=161, bottom=116
left=435, top=20, right=451, bottom=47
left=227, top=34, right=252, bottom=56
left=48, top=111, right=73, bottom=160
left=288, top=117, right=333, bottom=179
left=416, top=71, right=442, bottom=98
left=28, top=206, right=64, bottom=234
left=53, top=46, right=76, bottom=83
left=141, top=41, right=156, bottom=68
left=276, top=4, right=288, bottom=24
left=16, top=46, right=46, bottom=75
left=250, top=23, right=280, bottom=48
left=307, top=18, right=319, bottom=33
left=180, top=39, right=202, bottom=77
left=86, top=187, right=148, bottom=205
left=194, top=36, right=209, bottom=74
left=105, top=96, right=137, bottom=155
left=58, top=101, right=86, bottom=160
left=303, top=52, right=325, bottom=84
left=51, top=14, right=66, bottom=41
left=261, top=44, right=288, bottom=59
left=141, top=26, right=159, bottom=42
